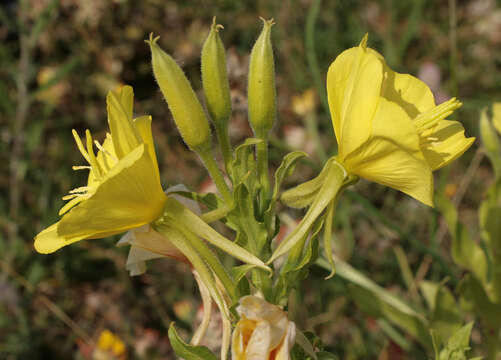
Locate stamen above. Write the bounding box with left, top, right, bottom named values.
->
left=62, top=194, right=78, bottom=200
left=86, top=130, right=103, bottom=179
left=94, top=140, right=118, bottom=162
left=69, top=186, right=89, bottom=194
left=72, top=130, right=91, bottom=163
left=414, top=98, right=462, bottom=145
left=72, top=165, right=91, bottom=170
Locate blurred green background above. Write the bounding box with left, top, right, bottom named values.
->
left=1, top=0, right=500, bottom=358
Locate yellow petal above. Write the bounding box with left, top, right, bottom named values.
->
left=421, top=119, right=475, bottom=171
left=106, top=88, right=141, bottom=159
left=327, top=42, right=384, bottom=159
left=118, top=85, right=134, bottom=120
left=383, top=68, right=436, bottom=117
left=34, top=222, right=88, bottom=254
left=58, top=144, right=167, bottom=239
left=345, top=136, right=433, bottom=206
left=133, top=115, right=160, bottom=184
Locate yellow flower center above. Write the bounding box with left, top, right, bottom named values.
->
left=59, top=130, right=118, bottom=215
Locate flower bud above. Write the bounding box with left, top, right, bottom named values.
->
left=201, top=17, right=231, bottom=126
left=248, top=18, right=276, bottom=138
left=232, top=295, right=295, bottom=360
left=480, top=108, right=500, bottom=155
left=147, top=34, right=211, bottom=151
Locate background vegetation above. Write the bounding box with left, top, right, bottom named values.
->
left=1, top=0, right=500, bottom=358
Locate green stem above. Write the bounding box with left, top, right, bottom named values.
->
left=170, top=220, right=238, bottom=302
left=256, top=136, right=271, bottom=211
left=305, top=112, right=327, bottom=161
left=198, top=150, right=233, bottom=204
left=487, top=328, right=500, bottom=360
left=305, top=0, right=329, bottom=117
left=214, top=122, right=233, bottom=174
left=200, top=205, right=232, bottom=224
left=268, top=159, right=347, bottom=263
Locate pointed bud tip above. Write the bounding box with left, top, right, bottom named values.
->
left=259, top=16, right=275, bottom=28
left=145, top=33, right=160, bottom=46
left=359, top=33, right=369, bottom=49
left=211, top=16, right=224, bottom=32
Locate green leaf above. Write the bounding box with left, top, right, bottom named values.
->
left=425, top=282, right=463, bottom=347
left=295, top=330, right=318, bottom=360
left=168, top=323, right=218, bottom=360
left=230, top=183, right=268, bottom=253
left=435, top=193, right=488, bottom=283
left=318, top=257, right=433, bottom=349
left=480, top=108, right=501, bottom=179
left=165, top=197, right=270, bottom=274
left=434, top=322, right=480, bottom=360
left=271, top=151, right=307, bottom=205
left=457, top=274, right=501, bottom=330
left=231, top=138, right=262, bottom=187
left=231, top=264, right=256, bottom=283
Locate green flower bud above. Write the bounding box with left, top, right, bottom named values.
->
left=248, top=18, right=276, bottom=138
left=147, top=34, right=211, bottom=151
left=201, top=17, right=231, bottom=126
left=480, top=108, right=500, bottom=155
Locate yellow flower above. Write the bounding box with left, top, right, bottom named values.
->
left=327, top=35, right=474, bottom=206
left=34, top=85, right=167, bottom=253
left=94, top=329, right=126, bottom=360
left=232, top=296, right=295, bottom=360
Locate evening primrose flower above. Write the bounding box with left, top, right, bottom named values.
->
left=34, top=85, right=167, bottom=253
left=270, top=35, right=475, bottom=264
left=327, top=35, right=475, bottom=206
left=232, top=296, right=296, bottom=360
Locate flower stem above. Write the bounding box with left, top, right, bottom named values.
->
left=170, top=220, right=238, bottom=302
left=487, top=327, right=500, bottom=360
left=214, top=122, right=233, bottom=174
left=198, top=150, right=233, bottom=204
left=323, top=199, right=336, bottom=279
left=256, top=136, right=271, bottom=213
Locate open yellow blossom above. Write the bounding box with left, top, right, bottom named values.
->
left=232, top=296, right=295, bottom=360
left=34, top=85, right=167, bottom=253
left=327, top=35, right=475, bottom=206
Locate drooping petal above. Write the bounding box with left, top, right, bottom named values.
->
left=34, top=222, right=88, bottom=254
left=106, top=87, right=141, bottom=159
left=327, top=36, right=384, bottom=159
left=421, top=119, right=475, bottom=171
left=58, top=144, right=166, bottom=240
left=118, top=225, right=187, bottom=264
